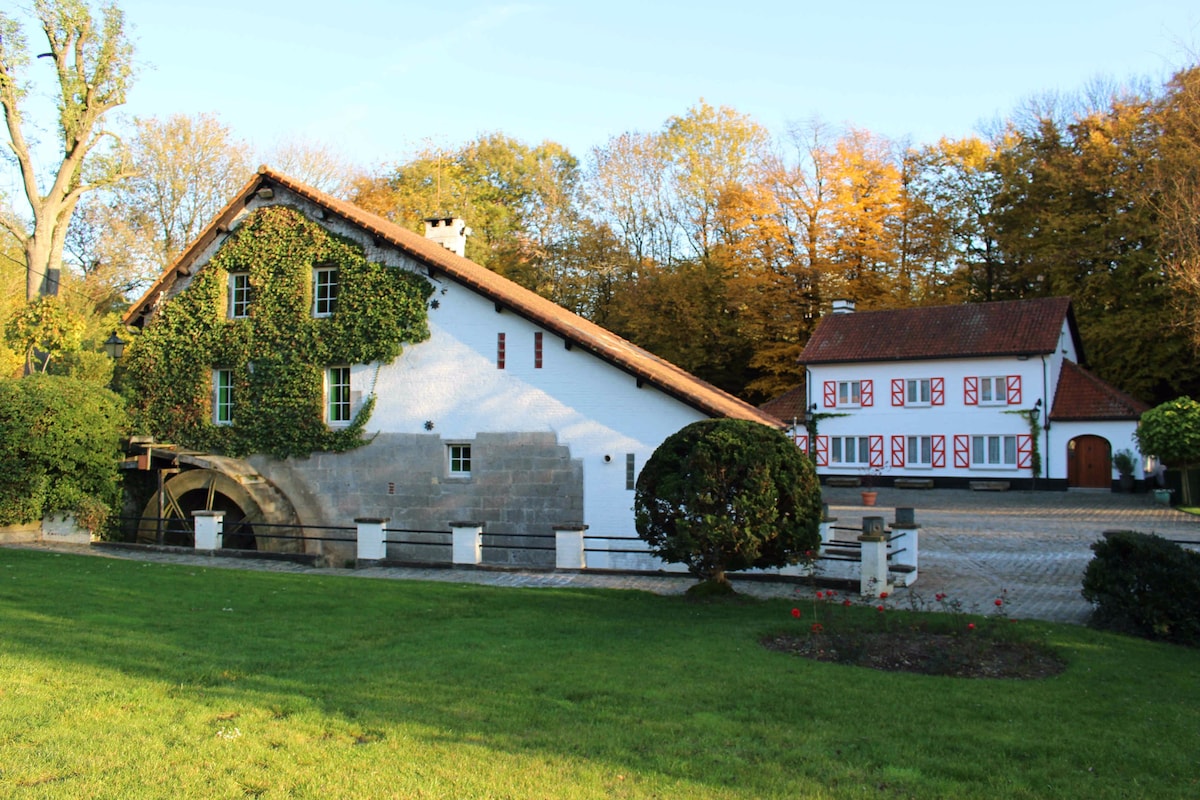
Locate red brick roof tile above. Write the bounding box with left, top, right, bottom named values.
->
left=760, top=384, right=809, bottom=423
left=1049, top=360, right=1149, bottom=421
left=124, top=168, right=781, bottom=428
left=799, top=297, right=1078, bottom=364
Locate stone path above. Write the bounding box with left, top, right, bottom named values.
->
left=5, top=488, right=1197, bottom=625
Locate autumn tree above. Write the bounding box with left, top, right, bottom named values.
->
left=0, top=0, right=135, bottom=301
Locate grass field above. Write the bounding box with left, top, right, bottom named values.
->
left=1, top=548, right=1198, bottom=799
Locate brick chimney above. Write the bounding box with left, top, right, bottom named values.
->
left=423, top=216, right=470, bottom=257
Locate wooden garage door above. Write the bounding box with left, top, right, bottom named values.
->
left=1068, top=435, right=1111, bottom=489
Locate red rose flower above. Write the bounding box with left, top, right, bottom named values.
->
left=967, top=622, right=976, bottom=630
left=994, top=598, right=1003, bottom=606
left=791, top=608, right=801, bottom=618
left=879, top=592, right=888, bottom=599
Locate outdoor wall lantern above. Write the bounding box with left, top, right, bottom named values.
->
left=103, top=333, right=126, bottom=360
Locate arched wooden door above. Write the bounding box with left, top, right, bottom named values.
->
left=1067, top=435, right=1112, bottom=488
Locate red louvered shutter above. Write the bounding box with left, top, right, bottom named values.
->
left=953, top=434, right=970, bottom=468
left=1016, top=434, right=1033, bottom=468
left=891, top=379, right=905, bottom=406
left=861, top=380, right=874, bottom=407
left=814, top=436, right=829, bottom=467
left=868, top=435, right=884, bottom=468
left=932, top=435, right=946, bottom=468
left=891, top=435, right=905, bottom=467
left=823, top=381, right=837, bottom=408
left=931, top=377, right=945, bottom=406
left=794, top=433, right=809, bottom=454
left=963, top=376, right=978, bottom=405
left=1006, top=375, right=1022, bottom=404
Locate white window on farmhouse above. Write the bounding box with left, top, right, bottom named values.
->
left=906, top=379, right=931, bottom=405
left=327, top=366, right=351, bottom=424
left=907, top=435, right=932, bottom=467
left=313, top=266, right=339, bottom=317
left=971, top=435, right=1017, bottom=467
left=978, top=376, right=1005, bottom=405
left=838, top=381, right=861, bottom=406
left=831, top=436, right=870, bottom=465
left=228, top=272, right=251, bottom=319
left=213, top=369, right=234, bottom=425
left=448, top=444, right=472, bottom=478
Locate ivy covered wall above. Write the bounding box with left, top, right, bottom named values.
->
left=124, top=206, right=433, bottom=458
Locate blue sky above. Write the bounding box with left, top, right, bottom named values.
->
left=32, top=1, right=1200, bottom=171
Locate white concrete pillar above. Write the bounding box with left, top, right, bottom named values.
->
left=888, top=507, right=919, bottom=587
left=554, top=524, right=588, bottom=570
left=355, top=517, right=389, bottom=564
left=192, top=510, right=225, bottom=551
left=450, top=521, right=483, bottom=566
left=858, top=515, right=892, bottom=598
left=818, top=502, right=836, bottom=546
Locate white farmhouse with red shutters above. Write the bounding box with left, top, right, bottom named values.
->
left=796, top=298, right=1149, bottom=490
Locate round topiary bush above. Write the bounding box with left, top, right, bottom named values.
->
left=634, top=418, right=823, bottom=587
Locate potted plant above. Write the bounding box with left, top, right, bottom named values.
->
left=1112, top=449, right=1137, bottom=493
left=860, top=467, right=881, bottom=506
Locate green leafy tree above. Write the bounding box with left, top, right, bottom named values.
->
left=1135, top=397, right=1200, bottom=505
left=0, top=0, right=135, bottom=301
left=4, top=294, right=84, bottom=373
left=634, top=419, right=822, bottom=589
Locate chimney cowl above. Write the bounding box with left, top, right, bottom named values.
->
left=423, top=216, right=470, bottom=257
left=831, top=299, right=856, bottom=314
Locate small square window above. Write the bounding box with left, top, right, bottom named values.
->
left=838, top=380, right=861, bottom=406
left=313, top=267, right=339, bottom=317
left=448, top=444, right=472, bottom=477
left=228, top=272, right=251, bottom=319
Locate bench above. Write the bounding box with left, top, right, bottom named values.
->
left=825, top=476, right=861, bottom=488
left=969, top=480, right=1011, bottom=491
left=894, top=478, right=935, bottom=490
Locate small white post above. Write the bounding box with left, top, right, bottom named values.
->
left=192, top=510, right=225, bottom=551
left=858, top=516, right=893, bottom=598
left=355, top=517, right=389, bottom=564
left=888, top=507, right=919, bottom=587
left=450, top=521, right=483, bottom=566
left=554, top=524, right=588, bottom=570
left=818, top=502, right=836, bottom=546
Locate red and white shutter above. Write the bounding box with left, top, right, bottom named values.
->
left=963, top=376, right=978, bottom=405
left=953, top=434, right=970, bottom=468
left=1016, top=434, right=1033, bottom=469
left=931, top=435, right=946, bottom=468
left=1006, top=375, right=1023, bottom=405
left=891, top=435, right=906, bottom=467
left=794, top=432, right=809, bottom=454
left=931, top=377, right=945, bottom=406
left=868, top=435, right=884, bottom=468
left=891, top=378, right=905, bottom=406
left=861, top=380, right=874, bottom=407
left=823, top=381, right=837, bottom=408
left=814, top=436, right=829, bottom=467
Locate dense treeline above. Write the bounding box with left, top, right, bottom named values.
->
left=352, top=68, right=1200, bottom=406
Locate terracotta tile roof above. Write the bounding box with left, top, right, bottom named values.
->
left=760, top=384, right=809, bottom=423
left=1049, top=360, right=1149, bottom=421
left=124, top=167, right=781, bottom=428
left=799, top=297, right=1078, bottom=364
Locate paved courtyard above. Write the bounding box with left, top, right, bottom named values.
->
left=6, top=488, right=1197, bottom=625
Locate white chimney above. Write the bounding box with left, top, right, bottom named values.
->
left=831, top=299, right=856, bottom=315
left=423, top=216, right=471, bottom=257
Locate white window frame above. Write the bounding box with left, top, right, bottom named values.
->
left=837, top=380, right=862, bottom=407
left=313, top=266, right=339, bottom=317
left=213, top=369, right=234, bottom=425
left=228, top=272, right=251, bottom=319
left=831, top=436, right=870, bottom=465
left=447, top=443, right=472, bottom=478
left=326, top=366, right=352, bottom=425
left=971, top=434, right=1017, bottom=469
left=977, top=376, right=1006, bottom=406
left=906, top=435, right=933, bottom=467
left=906, top=378, right=931, bottom=407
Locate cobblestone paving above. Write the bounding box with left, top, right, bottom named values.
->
left=6, top=489, right=1197, bottom=626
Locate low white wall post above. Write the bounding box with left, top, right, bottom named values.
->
left=355, top=518, right=389, bottom=565
left=858, top=515, right=892, bottom=598
left=192, top=510, right=225, bottom=551
left=450, top=521, right=484, bottom=566
left=554, top=524, right=588, bottom=570
left=819, top=502, right=836, bottom=546
left=888, top=507, right=919, bottom=587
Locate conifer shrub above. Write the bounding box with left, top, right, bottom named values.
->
left=634, top=419, right=822, bottom=588
left=1081, top=530, right=1200, bottom=646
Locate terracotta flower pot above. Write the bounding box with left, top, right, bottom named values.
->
left=861, top=491, right=878, bottom=507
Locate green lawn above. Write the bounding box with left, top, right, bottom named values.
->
left=1, top=549, right=1197, bottom=799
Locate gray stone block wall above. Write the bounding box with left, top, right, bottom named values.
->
left=250, top=431, right=582, bottom=567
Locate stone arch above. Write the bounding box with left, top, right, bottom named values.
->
left=137, top=454, right=302, bottom=553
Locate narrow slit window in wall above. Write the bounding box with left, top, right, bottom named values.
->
left=497, top=333, right=506, bottom=369
left=626, top=453, right=636, bottom=490
left=534, top=331, right=543, bottom=368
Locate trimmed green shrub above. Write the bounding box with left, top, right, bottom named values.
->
left=1081, top=530, right=1200, bottom=646
left=0, top=375, right=125, bottom=532
left=634, top=418, right=822, bottom=587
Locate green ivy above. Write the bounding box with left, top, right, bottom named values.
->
left=124, top=206, right=432, bottom=459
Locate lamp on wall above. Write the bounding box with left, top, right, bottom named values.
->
left=103, top=333, right=126, bottom=360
